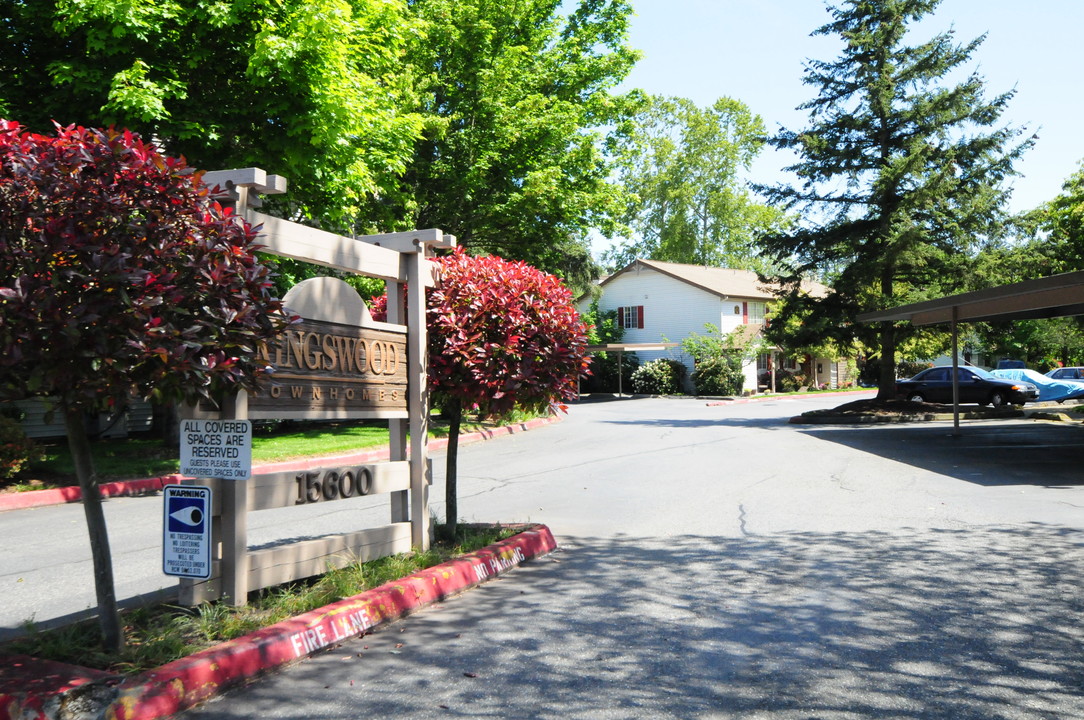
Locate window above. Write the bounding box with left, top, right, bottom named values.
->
left=747, top=302, right=766, bottom=324
left=617, top=305, right=644, bottom=329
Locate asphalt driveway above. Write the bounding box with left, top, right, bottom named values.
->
left=178, top=394, right=1084, bottom=719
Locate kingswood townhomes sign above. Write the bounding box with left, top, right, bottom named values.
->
left=249, top=297, right=410, bottom=417
left=176, top=168, right=454, bottom=607
left=254, top=319, right=407, bottom=414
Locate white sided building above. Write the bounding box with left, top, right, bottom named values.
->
left=579, top=259, right=848, bottom=394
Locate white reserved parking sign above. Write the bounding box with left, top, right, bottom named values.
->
left=179, top=419, right=252, bottom=480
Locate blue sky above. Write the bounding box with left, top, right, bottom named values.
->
left=611, top=0, right=1083, bottom=223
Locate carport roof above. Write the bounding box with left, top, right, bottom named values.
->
left=857, top=270, right=1084, bottom=326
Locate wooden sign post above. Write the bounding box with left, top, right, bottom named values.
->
left=176, top=168, right=452, bottom=606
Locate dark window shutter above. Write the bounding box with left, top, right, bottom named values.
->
left=618, top=307, right=625, bottom=328
left=742, top=302, right=748, bottom=324
left=637, top=306, right=644, bottom=329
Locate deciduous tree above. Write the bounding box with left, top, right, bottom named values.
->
left=605, top=94, right=786, bottom=271
left=0, top=121, right=291, bottom=650
left=0, top=0, right=423, bottom=229
left=364, top=0, right=638, bottom=292
left=757, top=0, right=1030, bottom=399
left=373, top=249, right=589, bottom=536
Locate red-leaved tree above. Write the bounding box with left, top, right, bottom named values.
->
left=373, top=248, right=590, bottom=537
left=0, top=121, right=292, bottom=650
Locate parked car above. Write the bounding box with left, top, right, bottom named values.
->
left=1045, top=366, right=1084, bottom=381
left=895, top=366, right=1039, bottom=406
left=994, top=368, right=1084, bottom=403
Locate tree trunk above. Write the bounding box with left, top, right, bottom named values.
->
left=64, top=406, right=124, bottom=652
left=876, top=267, right=897, bottom=402
left=444, top=398, right=463, bottom=539
left=876, top=323, right=897, bottom=401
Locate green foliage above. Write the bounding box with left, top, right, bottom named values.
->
left=580, top=298, right=624, bottom=346
left=6, top=524, right=516, bottom=673
left=896, top=360, right=932, bottom=379
left=969, top=317, right=1084, bottom=369
left=0, top=0, right=424, bottom=228
left=756, top=0, right=1031, bottom=397
left=1024, top=160, right=1084, bottom=275
left=682, top=323, right=765, bottom=365
left=581, top=352, right=638, bottom=394
left=690, top=355, right=744, bottom=396
left=629, top=358, right=686, bottom=395
left=362, top=0, right=639, bottom=292
left=777, top=371, right=807, bottom=393
left=578, top=298, right=638, bottom=393
left=0, top=416, right=41, bottom=479
left=682, top=324, right=754, bottom=396
left=0, top=0, right=641, bottom=290
left=605, top=94, right=787, bottom=271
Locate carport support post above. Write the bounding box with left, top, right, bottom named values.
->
left=617, top=349, right=624, bottom=397
left=951, top=306, right=961, bottom=436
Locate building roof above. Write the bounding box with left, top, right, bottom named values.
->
left=857, top=270, right=1084, bottom=325
left=599, top=259, right=827, bottom=300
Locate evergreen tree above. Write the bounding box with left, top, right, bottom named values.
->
left=1025, top=159, right=1084, bottom=275
left=757, top=0, right=1030, bottom=398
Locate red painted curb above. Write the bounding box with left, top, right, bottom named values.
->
left=0, top=655, right=119, bottom=720
left=0, top=416, right=561, bottom=513
left=0, top=525, right=558, bottom=720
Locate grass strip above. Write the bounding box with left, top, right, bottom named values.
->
left=8, top=410, right=541, bottom=492
left=3, top=524, right=517, bottom=674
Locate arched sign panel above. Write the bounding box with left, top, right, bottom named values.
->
left=247, top=277, right=409, bottom=419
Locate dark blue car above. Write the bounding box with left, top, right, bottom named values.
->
left=895, top=366, right=1038, bottom=407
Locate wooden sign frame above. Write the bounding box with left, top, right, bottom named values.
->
left=178, top=168, right=453, bottom=606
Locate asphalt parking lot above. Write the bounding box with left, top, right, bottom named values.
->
left=172, top=395, right=1084, bottom=719
left=801, top=414, right=1084, bottom=489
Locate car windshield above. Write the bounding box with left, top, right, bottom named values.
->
left=967, top=367, right=995, bottom=380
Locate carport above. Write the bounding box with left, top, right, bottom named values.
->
left=857, top=270, right=1084, bottom=433
left=584, top=343, right=678, bottom=397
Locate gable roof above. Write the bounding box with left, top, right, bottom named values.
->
left=599, top=259, right=827, bottom=300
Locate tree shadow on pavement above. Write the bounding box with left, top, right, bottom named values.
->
left=183, top=525, right=1084, bottom=720
left=800, top=422, right=1084, bottom=488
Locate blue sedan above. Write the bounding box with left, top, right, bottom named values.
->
left=895, top=366, right=1039, bottom=407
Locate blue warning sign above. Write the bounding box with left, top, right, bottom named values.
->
left=163, top=485, right=212, bottom=579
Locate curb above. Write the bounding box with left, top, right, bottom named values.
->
left=1, top=416, right=559, bottom=513
left=0, top=524, right=558, bottom=720
left=705, top=388, right=875, bottom=407
left=789, top=408, right=1026, bottom=425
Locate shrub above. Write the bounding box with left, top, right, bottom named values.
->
left=692, top=354, right=744, bottom=396
left=778, top=371, right=807, bottom=392
left=371, top=248, right=590, bottom=537
left=0, top=416, right=41, bottom=479
left=630, top=359, right=686, bottom=395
